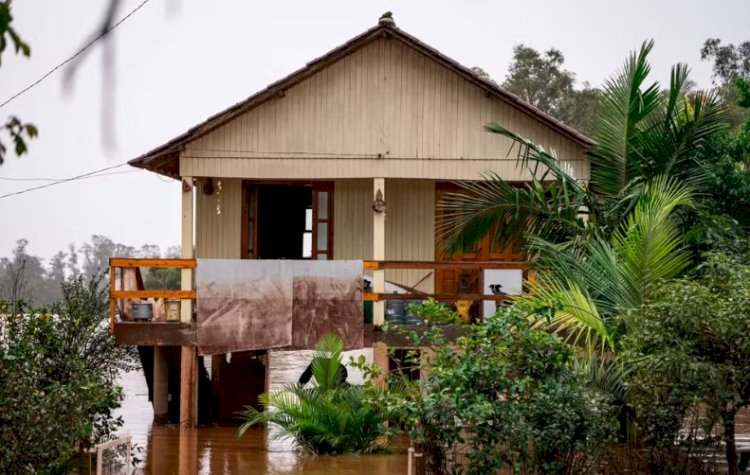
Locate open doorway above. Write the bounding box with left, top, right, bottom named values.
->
left=257, top=185, right=311, bottom=259
left=244, top=183, right=333, bottom=260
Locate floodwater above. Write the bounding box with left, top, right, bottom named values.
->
left=115, top=365, right=407, bottom=475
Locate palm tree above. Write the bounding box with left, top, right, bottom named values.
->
left=517, top=176, right=693, bottom=353
left=238, top=334, right=398, bottom=455
left=439, top=40, right=725, bottom=255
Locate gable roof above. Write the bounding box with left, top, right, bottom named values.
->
left=130, top=17, right=595, bottom=179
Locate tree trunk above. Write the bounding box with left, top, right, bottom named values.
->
left=723, top=409, right=739, bottom=475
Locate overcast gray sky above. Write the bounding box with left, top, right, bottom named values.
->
left=1, top=0, right=748, bottom=261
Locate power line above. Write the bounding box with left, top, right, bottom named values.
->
left=0, top=0, right=153, bottom=110
left=0, top=163, right=130, bottom=200
left=0, top=170, right=139, bottom=182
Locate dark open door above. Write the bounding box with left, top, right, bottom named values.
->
left=243, top=182, right=333, bottom=260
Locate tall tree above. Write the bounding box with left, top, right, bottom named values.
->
left=701, top=38, right=750, bottom=86
left=501, top=44, right=601, bottom=136
left=442, top=40, right=726, bottom=255
left=701, top=38, right=750, bottom=128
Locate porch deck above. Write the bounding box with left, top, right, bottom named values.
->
left=109, top=257, right=523, bottom=348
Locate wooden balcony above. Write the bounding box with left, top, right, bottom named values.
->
left=109, top=258, right=524, bottom=347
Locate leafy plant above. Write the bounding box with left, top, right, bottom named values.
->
left=439, top=40, right=725, bottom=255
left=0, top=275, right=135, bottom=475
left=238, top=334, right=401, bottom=454
left=621, top=254, right=750, bottom=474
left=406, top=298, right=459, bottom=325
left=397, top=306, right=616, bottom=475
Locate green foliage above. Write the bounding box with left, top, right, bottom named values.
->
left=503, top=46, right=575, bottom=115
left=0, top=1, right=30, bottom=63
left=700, top=38, right=750, bottom=86
left=516, top=176, right=692, bottom=354
left=0, top=2, right=37, bottom=165
left=621, top=254, right=750, bottom=470
left=501, top=45, right=600, bottom=136
left=398, top=306, right=616, bottom=475
left=438, top=131, right=590, bottom=253
left=0, top=275, right=135, bottom=474
left=406, top=298, right=459, bottom=325
left=701, top=38, right=750, bottom=129
left=440, top=40, right=724, bottom=256
left=0, top=237, right=181, bottom=307
left=238, top=334, right=400, bottom=454
left=143, top=267, right=181, bottom=290
left=682, top=117, right=750, bottom=262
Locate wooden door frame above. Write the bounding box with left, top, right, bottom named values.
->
left=241, top=180, right=334, bottom=259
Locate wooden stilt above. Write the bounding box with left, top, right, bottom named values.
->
left=179, top=177, right=198, bottom=428
left=180, top=346, right=198, bottom=428
left=153, top=347, right=169, bottom=423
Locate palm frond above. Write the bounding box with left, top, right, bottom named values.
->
left=613, top=175, right=693, bottom=308
left=312, top=333, right=344, bottom=391
left=590, top=40, right=660, bottom=198
left=524, top=176, right=692, bottom=355
left=638, top=74, right=727, bottom=189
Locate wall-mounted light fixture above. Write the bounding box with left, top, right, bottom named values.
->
left=372, top=188, right=386, bottom=213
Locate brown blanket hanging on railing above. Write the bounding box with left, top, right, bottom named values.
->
left=196, top=259, right=363, bottom=355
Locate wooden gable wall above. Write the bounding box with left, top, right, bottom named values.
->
left=180, top=37, right=590, bottom=182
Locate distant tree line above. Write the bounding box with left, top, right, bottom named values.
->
left=0, top=236, right=181, bottom=307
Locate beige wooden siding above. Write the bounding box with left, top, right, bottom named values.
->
left=333, top=179, right=373, bottom=261
left=333, top=178, right=434, bottom=293
left=384, top=179, right=435, bottom=293
left=195, top=178, right=242, bottom=258
left=180, top=37, right=589, bottom=182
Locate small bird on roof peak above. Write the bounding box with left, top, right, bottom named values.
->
left=380, top=11, right=393, bottom=20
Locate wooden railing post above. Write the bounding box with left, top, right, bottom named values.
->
left=372, top=178, right=386, bottom=326
left=180, top=176, right=198, bottom=428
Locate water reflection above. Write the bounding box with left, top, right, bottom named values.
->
left=115, top=369, right=406, bottom=475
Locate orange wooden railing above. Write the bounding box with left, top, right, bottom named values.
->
left=109, top=258, right=197, bottom=334
left=361, top=260, right=525, bottom=302
left=108, top=258, right=526, bottom=331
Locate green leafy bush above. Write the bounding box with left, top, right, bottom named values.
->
left=406, top=298, right=460, bottom=325
left=398, top=305, right=616, bottom=475
left=238, top=334, right=401, bottom=454
left=0, top=275, right=135, bottom=475
left=621, top=254, right=750, bottom=472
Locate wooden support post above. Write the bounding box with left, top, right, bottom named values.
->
left=179, top=177, right=198, bottom=428
left=373, top=178, right=386, bottom=326
left=153, top=347, right=169, bottom=423
left=180, top=346, right=198, bottom=428
left=181, top=177, right=194, bottom=324
left=373, top=342, right=389, bottom=387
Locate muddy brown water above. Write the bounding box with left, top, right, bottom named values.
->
left=115, top=367, right=407, bottom=475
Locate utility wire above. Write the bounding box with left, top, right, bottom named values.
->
left=0, top=0, right=153, bottom=110
left=0, top=169, right=139, bottom=182
left=0, top=163, right=131, bottom=199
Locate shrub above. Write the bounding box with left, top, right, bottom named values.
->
left=0, top=275, right=135, bottom=475
left=398, top=305, right=617, bottom=475
left=238, top=334, right=401, bottom=454
left=406, top=298, right=460, bottom=325
left=621, top=253, right=750, bottom=473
